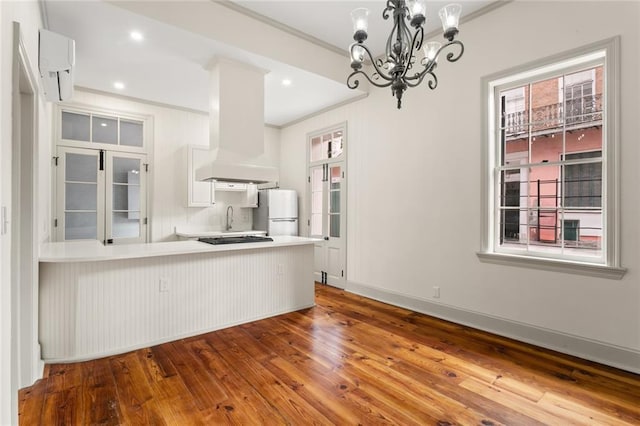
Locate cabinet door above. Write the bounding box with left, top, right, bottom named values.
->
left=191, top=180, right=214, bottom=206
left=245, top=184, right=258, bottom=207
left=187, top=145, right=214, bottom=207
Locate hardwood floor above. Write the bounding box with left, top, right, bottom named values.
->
left=20, top=284, right=640, bottom=425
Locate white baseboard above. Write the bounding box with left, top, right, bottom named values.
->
left=346, top=281, right=640, bottom=375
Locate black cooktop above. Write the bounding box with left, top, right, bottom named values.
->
left=198, top=236, right=274, bottom=245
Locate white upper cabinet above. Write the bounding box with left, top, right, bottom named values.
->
left=187, top=145, right=215, bottom=207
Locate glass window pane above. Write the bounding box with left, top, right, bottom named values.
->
left=310, top=214, right=322, bottom=236
left=566, top=126, right=602, bottom=159
left=65, top=153, right=97, bottom=182
left=61, top=112, right=90, bottom=141
left=330, top=131, right=343, bottom=159
left=531, top=76, right=562, bottom=133
left=112, top=212, right=140, bottom=239
left=503, top=137, right=528, bottom=167
left=527, top=165, right=560, bottom=209
left=92, top=116, right=118, bottom=144
left=113, top=157, right=141, bottom=184
left=113, top=184, right=140, bottom=211
left=530, top=130, right=562, bottom=164
left=312, top=168, right=323, bottom=191
left=330, top=191, right=340, bottom=214
left=498, top=208, right=527, bottom=247
left=65, top=183, right=97, bottom=210
left=312, top=191, right=322, bottom=214
left=562, top=211, right=602, bottom=258
left=330, top=214, right=340, bottom=237
left=120, top=119, right=144, bottom=147
left=330, top=166, right=341, bottom=189
left=563, top=155, right=602, bottom=208
left=564, top=67, right=601, bottom=128
left=65, top=212, right=97, bottom=240
left=310, top=136, right=326, bottom=162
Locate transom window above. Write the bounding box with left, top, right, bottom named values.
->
left=479, top=38, right=625, bottom=278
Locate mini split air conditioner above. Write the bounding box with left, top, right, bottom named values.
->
left=38, top=29, right=75, bottom=102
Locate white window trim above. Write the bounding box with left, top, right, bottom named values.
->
left=478, top=37, right=626, bottom=280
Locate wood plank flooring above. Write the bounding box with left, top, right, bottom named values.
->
left=19, top=284, right=640, bottom=425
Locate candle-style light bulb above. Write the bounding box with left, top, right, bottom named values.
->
left=423, top=41, right=442, bottom=63
left=439, top=3, right=462, bottom=41
left=351, top=45, right=365, bottom=63
left=407, top=0, right=427, bottom=27
left=351, top=8, right=370, bottom=42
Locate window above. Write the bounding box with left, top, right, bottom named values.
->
left=55, top=106, right=150, bottom=244
left=61, top=110, right=145, bottom=148
left=479, top=38, right=625, bottom=279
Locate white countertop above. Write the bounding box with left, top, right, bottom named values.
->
left=175, top=229, right=267, bottom=238
left=40, top=236, right=320, bottom=263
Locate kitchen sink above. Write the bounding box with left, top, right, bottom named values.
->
left=198, top=236, right=274, bottom=245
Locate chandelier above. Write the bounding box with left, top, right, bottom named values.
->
left=347, top=1, right=464, bottom=109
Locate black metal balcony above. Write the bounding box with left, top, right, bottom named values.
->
left=503, top=94, right=603, bottom=138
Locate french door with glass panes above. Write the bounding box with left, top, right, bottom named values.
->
left=55, top=146, right=147, bottom=244
left=308, top=125, right=346, bottom=288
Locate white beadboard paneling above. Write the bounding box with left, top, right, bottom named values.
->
left=39, top=245, right=314, bottom=361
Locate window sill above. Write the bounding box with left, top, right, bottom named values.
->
left=476, top=252, right=627, bottom=280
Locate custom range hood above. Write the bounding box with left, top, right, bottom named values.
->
left=196, top=58, right=279, bottom=184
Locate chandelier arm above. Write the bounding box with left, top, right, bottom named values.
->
left=347, top=69, right=394, bottom=89
left=442, top=40, right=464, bottom=63
left=404, top=70, right=437, bottom=89
left=400, top=26, right=424, bottom=81
left=352, top=43, right=395, bottom=82
left=404, top=39, right=463, bottom=83
left=383, top=1, right=394, bottom=20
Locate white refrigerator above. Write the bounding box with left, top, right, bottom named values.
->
left=253, top=189, right=298, bottom=236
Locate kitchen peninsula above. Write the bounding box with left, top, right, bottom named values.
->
left=39, top=237, right=317, bottom=362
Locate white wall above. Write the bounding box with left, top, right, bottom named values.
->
left=279, top=1, right=640, bottom=371
left=0, top=0, right=48, bottom=423
left=68, top=90, right=280, bottom=241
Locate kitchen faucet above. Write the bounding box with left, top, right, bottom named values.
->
left=226, top=206, right=234, bottom=231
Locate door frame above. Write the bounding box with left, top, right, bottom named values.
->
left=306, top=122, right=347, bottom=289
left=10, top=22, right=43, bottom=394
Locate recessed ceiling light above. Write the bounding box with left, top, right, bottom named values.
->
left=130, top=31, right=144, bottom=42
left=100, top=123, right=107, bottom=127
left=113, top=81, right=125, bottom=90
left=282, top=79, right=292, bottom=87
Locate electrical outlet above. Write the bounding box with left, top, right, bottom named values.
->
left=277, top=264, right=284, bottom=275
left=159, top=278, right=170, bottom=292
left=433, top=286, right=440, bottom=299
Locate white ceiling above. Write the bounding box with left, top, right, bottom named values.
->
left=44, top=0, right=493, bottom=127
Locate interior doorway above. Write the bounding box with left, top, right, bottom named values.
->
left=307, top=124, right=347, bottom=289
left=10, top=22, right=42, bottom=399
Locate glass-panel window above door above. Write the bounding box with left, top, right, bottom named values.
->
left=61, top=111, right=90, bottom=141
left=59, top=108, right=147, bottom=150
left=309, top=128, right=344, bottom=162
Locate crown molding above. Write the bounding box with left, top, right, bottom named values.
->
left=214, top=0, right=350, bottom=59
